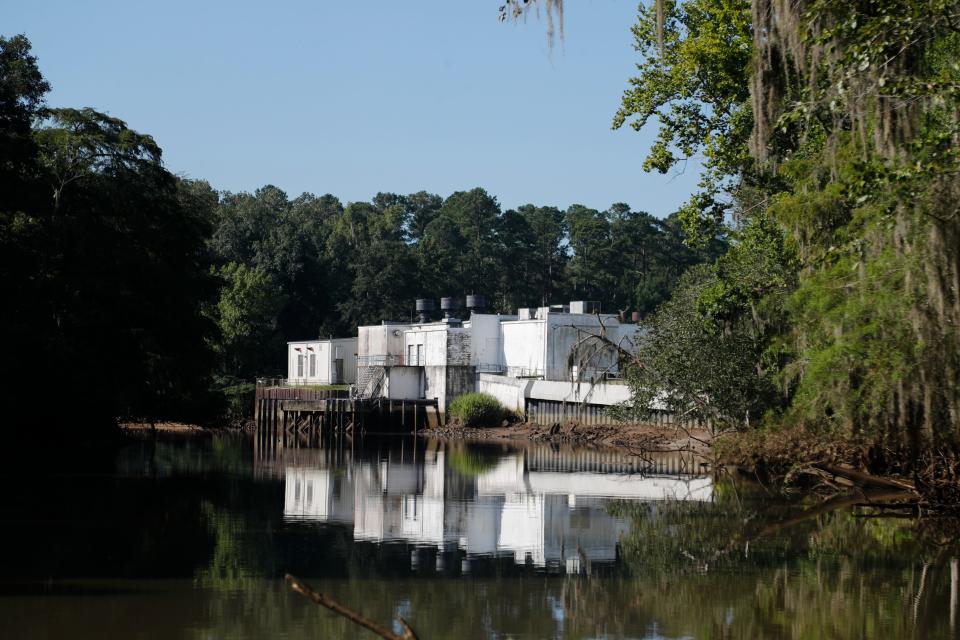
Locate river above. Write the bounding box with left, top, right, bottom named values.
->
left=1, top=433, right=956, bottom=639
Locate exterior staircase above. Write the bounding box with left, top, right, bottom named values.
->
left=354, top=366, right=386, bottom=399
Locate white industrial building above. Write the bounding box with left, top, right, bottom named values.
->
left=281, top=299, right=643, bottom=421
left=353, top=299, right=640, bottom=419
left=286, top=337, right=358, bottom=386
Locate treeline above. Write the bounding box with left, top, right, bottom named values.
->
left=209, top=185, right=724, bottom=382
left=0, top=34, right=721, bottom=437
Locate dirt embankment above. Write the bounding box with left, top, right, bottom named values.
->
left=119, top=420, right=254, bottom=437
left=419, top=420, right=712, bottom=454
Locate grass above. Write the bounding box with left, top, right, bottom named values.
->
left=447, top=392, right=507, bottom=427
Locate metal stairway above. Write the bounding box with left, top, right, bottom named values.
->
left=354, top=366, right=386, bottom=399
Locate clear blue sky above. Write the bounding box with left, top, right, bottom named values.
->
left=6, top=1, right=702, bottom=216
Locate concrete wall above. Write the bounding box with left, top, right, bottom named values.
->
left=500, top=320, right=546, bottom=376
left=468, top=314, right=502, bottom=367
left=527, top=379, right=631, bottom=405
left=500, top=312, right=632, bottom=381
left=446, top=328, right=471, bottom=365
left=479, top=373, right=632, bottom=414
left=424, top=365, right=445, bottom=408
left=445, top=365, right=477, bottom=409
left=477, top=374, right=532, bottom=413
left=358, top=324, right=409, bottom=362
left=386, top=366, right=422, bottom=400
left=544, top=313, right=624, bottom=381
left=399, top=325, right=478, bottom=413
left=402, top=324, right=452, bottom=366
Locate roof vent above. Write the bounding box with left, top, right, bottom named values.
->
left=440, top=296, right=462, bottom=319
left=465, top=294, right=487, bottom=315
left=415, top=298, right=436, bottom=323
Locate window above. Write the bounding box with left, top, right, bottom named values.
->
left=403, top=495, right=419, bottom=520
left=297, top=354, right=304, bottom=377
left=309, top=353, right=316, bottom=377
left=416, top=344, right=423, bottom=366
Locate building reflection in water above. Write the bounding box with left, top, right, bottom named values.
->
left=275, top=440, right=712, bottom=574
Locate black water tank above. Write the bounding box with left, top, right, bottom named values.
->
left=465, top=294, right=487, bottom=311
left=415, top=298, right=436, bottom=323
left=415, top=298, right=436, bottom=313
left=440, top=296, right=462, bottom=319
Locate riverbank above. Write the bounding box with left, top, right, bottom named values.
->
left=121, top=421, right=209, bottom=434
left=119, top=420, right=255, bottom=438
left=419, top=420, right=712, bottom=456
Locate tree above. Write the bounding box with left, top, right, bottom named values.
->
left=437, top=188, right=501, bottom=296
left=403, top=190, right=443, bottom=244
left=613, top=0, right=753, bottom=239
left=1, top=36, right=219, bottom=437
left=211, top=262, right=285, bottom=378
left=418, top=212, right=467, bottom=300
left=329, top=201, right=418, bottom=328
left=0, top=34, right=48, bottom=195
left=565, top=204, right=614, bottom=302
left=619, top=265, right=777, bottom=430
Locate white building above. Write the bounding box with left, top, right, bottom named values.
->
left=286, top=337, right=358, bottom=386
left=354, top=300, right=640, bottom=417
left=501, top=302, right=636, bottom=381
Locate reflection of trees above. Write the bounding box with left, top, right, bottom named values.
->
left=194, top=501, right=265, bottom=591
left=179, top=561, right=958, bottom=640
left=595, top=476, right=959, bottom=638
left=116, top=433, right=253, bottom=477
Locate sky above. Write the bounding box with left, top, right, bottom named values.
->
left=5, top=1, right=703, bottom=216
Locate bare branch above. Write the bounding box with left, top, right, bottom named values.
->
left=286, top=574, right=419, bottom=640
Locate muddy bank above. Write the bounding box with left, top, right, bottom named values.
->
left=119, top=420, right=253, bottom=438
left=419, top=420, right=712, bottom=455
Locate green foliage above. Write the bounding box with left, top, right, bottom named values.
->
left=617, top=0, right=960, bottom=475
left=0, top=34, right=220, bottom=436
left=620, top=265, right=778, bottom=428
left=209, top=262, right=285, bottom=379
left=215, top=379, right=256, bottom=423
left=614, top=0, right=754, bottom=237
left=446, top=392, right=507, bottom=427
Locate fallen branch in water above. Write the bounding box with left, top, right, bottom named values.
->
left=812, top=464, right=916, bottom=492
left=285, top=574, right=419, bottom=640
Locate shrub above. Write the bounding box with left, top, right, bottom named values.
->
left=214, top=376, right=255, bottom=422
left=447, top=392, right=506, bottom=427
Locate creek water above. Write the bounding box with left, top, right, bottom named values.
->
left=1, top=433, right=957, bottom=639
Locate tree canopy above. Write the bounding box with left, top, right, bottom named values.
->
left=615, top=0, right=960, bottom=479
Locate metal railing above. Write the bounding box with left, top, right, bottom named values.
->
left=506, top=367, right=545, bottom=379
left=356, top=355, right=406, bottom=367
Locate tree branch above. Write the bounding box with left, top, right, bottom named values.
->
left=285, top=574, right=419, bottom=640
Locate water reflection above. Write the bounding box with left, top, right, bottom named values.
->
left=276, top=442, right=711, bottom=573
left=1, top=434, right=958, bottom=639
